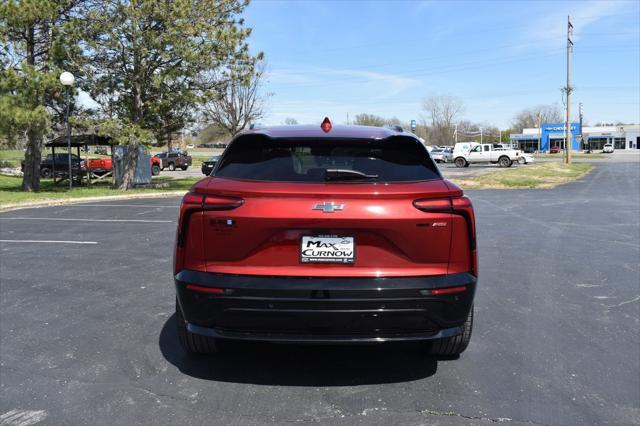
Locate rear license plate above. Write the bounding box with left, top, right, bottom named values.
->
left=300, top=236, right=355, bottom=264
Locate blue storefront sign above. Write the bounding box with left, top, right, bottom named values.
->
left=540, top=123, right=581, bottom=151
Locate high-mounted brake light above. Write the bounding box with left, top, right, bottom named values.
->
left=321, top=117, right=332, bottom=133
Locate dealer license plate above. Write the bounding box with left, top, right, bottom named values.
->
left=300, top=236, right=355, bottom=264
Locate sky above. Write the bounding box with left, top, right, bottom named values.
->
left=243, top=0, right=640, bottom=129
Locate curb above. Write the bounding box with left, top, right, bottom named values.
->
left=0, top=191, right=186, bottom=212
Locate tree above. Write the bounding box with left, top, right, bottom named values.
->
left=511, top=104, right=563, bottom=132
left=283, top=117, right=298, bottom=125
left=84, top=0, right=255, bottom=189
left=200, top=58, right=269, bottom=137
left=422, top=94, right=464, bottom=146
left=0, top=0, right=85, bottom=191
left=353, top=113, right=386, bottom=127
left=198, top=123, right=229, bottom=144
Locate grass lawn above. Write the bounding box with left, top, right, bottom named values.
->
left=0, top=149, right=29, bottom=168
left=537, top=153, right=606, bottom=160
left=0, top=174, right=200, bottom=207
left=190, top=155, right=210, bottom=168
left=452, top=162, right=593, bottom=189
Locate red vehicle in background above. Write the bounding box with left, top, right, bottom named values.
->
left=81, top=156, right=162, bottom=176
left=549, top=147, right=561, bottom=154
left=173, top=119, right=478, bottom=358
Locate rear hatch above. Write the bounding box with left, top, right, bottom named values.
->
left=181, top=134, right=470, bottom=277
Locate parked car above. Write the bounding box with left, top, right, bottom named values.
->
left=517, top=153, right=535, bottom=164
left=80, top=155, right=162, bottom=176
left=603, top=143, right=614, bottom=153
left=430, top=147, right=453, bottom=163
left=155, top=151, right=192, bottom=171
left=549, top=147, right=561, bottom=154
left=201, top=155, right=220, bottom=175
left=186, top=144, right=195, bottom=149
left=21, top=153, right=81, bottom=178
left=453, top=142, right=520, bottom=168
left=174, top=119, right=478, bottom=357
left=214, top=142, right=228, bottom=149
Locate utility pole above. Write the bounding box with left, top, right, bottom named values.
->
left=579, top=103, right=587, bottom=152
left=454, top=124, right=458, bottom=144
left=480, top=127, right=483, bottom=144
left=537, top=113, right=542, bottom=154
left=564, top=15, right=574, bottom=164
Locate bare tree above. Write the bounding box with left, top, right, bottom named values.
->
left=422, top=94, right=464, bottom=145
left=201, top=61, right=270, bottom=136
left=283, top=117, right=298, bottom=125
left=353, top=113, right=386, bottom=127
left=512, top=104, right=563, bottom=132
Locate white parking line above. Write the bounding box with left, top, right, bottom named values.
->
left=0, top=409, right=48, bottom=426
left=0, top=240, right=98, bottom=244
left=0, top=217, right=172, bottom=223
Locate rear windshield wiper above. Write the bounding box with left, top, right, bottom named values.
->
left=325, top=168, right=378, bottom=181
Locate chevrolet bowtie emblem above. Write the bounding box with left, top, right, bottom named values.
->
left=312, top=202, right=345, bottom=213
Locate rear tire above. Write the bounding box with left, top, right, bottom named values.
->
left=518, top=157, right=526, bottom=165
left=151, top=164, right=160, bottom=176
left=168, top=162, right=175, bottom=171
left=41, top=168, right=52, bottom=178
left=176, top=300, right=220, bottom=354
left=429, top=305, right=473, bottom=356
left=498, top=156, right=512, bottom=167
left=181, top=166, right=188, bottom=171
left=454, top=157, right=467, bottom=168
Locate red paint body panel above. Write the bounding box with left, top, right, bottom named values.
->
left=80, top=156, right=161, bottom=171
left=175, top=126, right=477, bottom=280
left=178, top=177, right=475, bottom=278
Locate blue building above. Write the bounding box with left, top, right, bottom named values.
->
left=511, top=123, right=640, bottom=152
left=510, top=123, right=582, bottom=153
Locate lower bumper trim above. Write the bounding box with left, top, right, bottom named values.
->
left=187, top=322, right=463, bottom=343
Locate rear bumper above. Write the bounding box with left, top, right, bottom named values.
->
left=175, top=270, right=476, bottom=343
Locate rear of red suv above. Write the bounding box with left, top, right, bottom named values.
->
left=174, top=122, right=477, bottom=356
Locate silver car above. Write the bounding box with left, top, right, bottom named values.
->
left=431, top=148, right=453, bottom=163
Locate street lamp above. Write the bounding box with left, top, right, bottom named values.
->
left=60, top=71, right=75, bottom=190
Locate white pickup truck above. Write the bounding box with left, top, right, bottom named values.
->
left=452, top=142, right=521, bottom=168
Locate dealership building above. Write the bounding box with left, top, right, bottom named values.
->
left=510, top=123, right=640, bottom=153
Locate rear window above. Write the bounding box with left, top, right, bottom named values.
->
left=215, top=135, right=440, bottom=182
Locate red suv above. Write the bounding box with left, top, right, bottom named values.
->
left=174, top=121, right=477, bottom=357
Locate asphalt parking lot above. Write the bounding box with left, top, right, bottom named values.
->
left=1, top=162, right=638, bottom=425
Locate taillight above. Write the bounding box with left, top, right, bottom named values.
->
left=203, top=195, right=244, bottom=210
left=175, top=192, right=244, bottom=270
left=451, top=196, right=476, bottom=250
left=183, top=192, right=203, bottom=206
left=414, top=195, right=477, bottom=276
left=413, top=198, right=452, bottom=213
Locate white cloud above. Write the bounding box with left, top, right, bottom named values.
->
left=268, top=66, right=422, bottom=99
left=519, top=0, right=628, bottom=51
left=262, top=68, right=423, bottom=125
